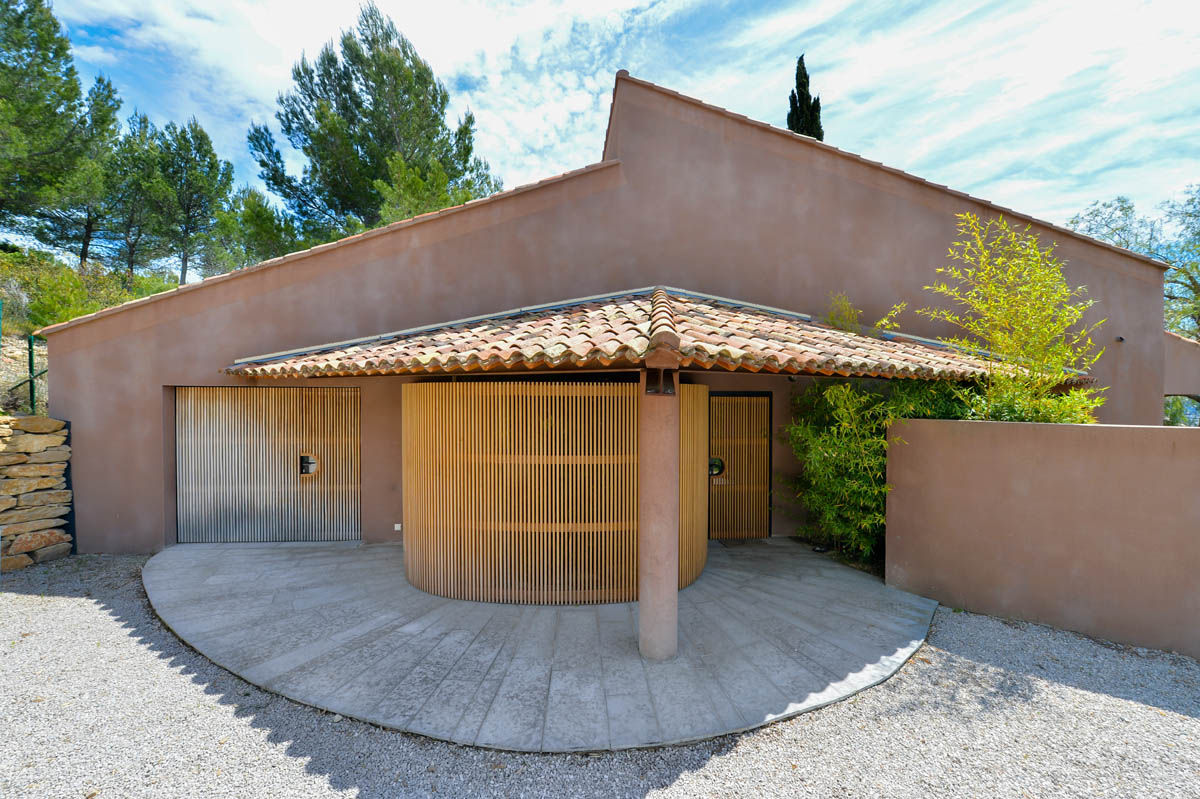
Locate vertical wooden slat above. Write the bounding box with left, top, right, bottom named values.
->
left=400, top=381, right=645, bottom=604
left=175, top=387, right=361, bottom=543
left=707, top=395, right=770, bottom=541
left=678, top=384, right=709, bottom=587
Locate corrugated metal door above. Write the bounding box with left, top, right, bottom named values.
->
left=708, top=394, right=770, bottom=540
left=175, top=387, right=361, bottom=543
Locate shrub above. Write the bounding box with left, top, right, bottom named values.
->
left=26, top=264, right=97, bottom=330
left=919, top=213, right=1106, bottom=423
left=0, top=247, right=176, bottom=334
left=1164, top=396, right=1200, bottom=426
left=823, top=292, right=861, bottom=332
left=785, top=379, right=970, bottom=562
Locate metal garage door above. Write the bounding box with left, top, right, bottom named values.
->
left=175, top=387, right=361, bottom=543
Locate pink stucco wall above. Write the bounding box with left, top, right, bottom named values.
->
left=886, top=419, right=1200, bottom=659
left=45, top=74, right=1167, bottom=553
left=1164, top=331, right=1200, bottom=396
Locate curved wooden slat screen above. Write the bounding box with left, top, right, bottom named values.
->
left=401, top=381, right=710, bottom=605
left=708, top=395, right=771, bottom=540
left=402, top=382, right=641, bottom=604
left=678, top=383, right=709, bottom=587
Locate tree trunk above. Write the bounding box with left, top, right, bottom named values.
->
left=125, top=243, right=136, bottom=291
left=79, top=219, right=94, bottom=268
left=179, top=250, right=188, bottom=285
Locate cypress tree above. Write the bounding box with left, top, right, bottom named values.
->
left=786, top=54, right=824, bottom=141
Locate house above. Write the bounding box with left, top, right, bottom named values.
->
left=40, top=72, right=1198, bottom=660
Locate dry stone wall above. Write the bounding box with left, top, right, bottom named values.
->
left=0, top=415, right=72, bottom=572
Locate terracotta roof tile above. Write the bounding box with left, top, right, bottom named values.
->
left=226, top=287, right=1003, bottom=381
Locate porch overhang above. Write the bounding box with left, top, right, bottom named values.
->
left=223, top=286, right=999, bottom=381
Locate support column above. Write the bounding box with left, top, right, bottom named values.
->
left=638, top=368, right=680, bottom=660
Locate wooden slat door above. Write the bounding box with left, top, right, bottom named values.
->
left=708, top=394, right=770, bottom=540
left=175, top=387, right=361, bottom=543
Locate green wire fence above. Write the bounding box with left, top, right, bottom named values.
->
left=0, top=299, right=48, bottom=414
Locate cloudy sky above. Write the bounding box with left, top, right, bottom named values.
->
left=55, top=0, right=1200, bottom=226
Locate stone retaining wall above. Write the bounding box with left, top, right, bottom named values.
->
left=0, top=415, right=72, bottom=572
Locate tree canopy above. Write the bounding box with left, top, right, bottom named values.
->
left=786, top=54, right=823, bottom=141
left=0, top=0, right=503, bottom=340
left=201, top=186, right=300, bottom=277
left=1070, top=188, right=1200, bottom=340
left=0, top=0, right=121, bottom=222
left=104, top=113, right=171, bottom=285
left=25, top=75, right=121, bottom=266
left=919, top=213, right=1106, bottom=423
left=248, top=2, right=499, bottom=238
left=158, top=118, right=234, bottom=283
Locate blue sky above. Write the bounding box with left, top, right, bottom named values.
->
left=54, top=0, right=1200, bottom=227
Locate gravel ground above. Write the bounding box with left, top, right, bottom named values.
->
left=2, top=555, right=1198, bottom=799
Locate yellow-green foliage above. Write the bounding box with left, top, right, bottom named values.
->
left=0, top=247, right=175, bottom=334
left=375, top=154, right=478, bottom=227
left=823, top=292, right=861, bottom=332
left=919, top=213, right=1106, bottom=423
left=826, top=293, right=908, bottom=335
left=786, top=379, right=971, bottom=562
left=786, top=216, right=1113, bottom=564
left=874, top=301, right=907, bottom=331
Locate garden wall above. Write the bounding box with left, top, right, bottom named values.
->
left=1164, top=330, right=1200, bottom=396
left=0, top=415, right=73, bottom=571
left=885, top=419, right=1200, bottom=660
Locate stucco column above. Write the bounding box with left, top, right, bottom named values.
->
left=637, top=370, right=680, bottom=661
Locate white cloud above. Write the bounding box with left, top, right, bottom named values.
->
left=69, top=42, right=118, bottom=65
left=54, top=0, right=1200, bottom=224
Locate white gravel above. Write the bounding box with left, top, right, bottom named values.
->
left=2, top=554, right=1198, bottom=799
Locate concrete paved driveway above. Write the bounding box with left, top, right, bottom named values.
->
left=142, top=538, right=936, bottom=752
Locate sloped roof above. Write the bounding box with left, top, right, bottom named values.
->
left=225, top=287, right=997, bottom=380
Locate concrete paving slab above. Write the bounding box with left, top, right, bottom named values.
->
left=143, top=537, right=937, bottom=752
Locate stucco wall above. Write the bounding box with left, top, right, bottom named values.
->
left=45, top=74, right=1166, bottom=553
left=885, top=419, right=1200, bottom=659
left=604, top=77, right=1165, bottom=426
left=1164, top=331, right=1200, bottom=396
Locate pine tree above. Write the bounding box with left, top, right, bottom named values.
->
left=104, top=113, right=171, bottom=287
left=201, top=186, right=301, bottom=277
left=786, top=54, right=824, bottom=141
left=157, top=118, right=233, bottom=284
left=247, top=3, right=499, bottom=239
left=28, top=77, right=122, bottom=266
left=0, top=0, right=122, bottom=222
